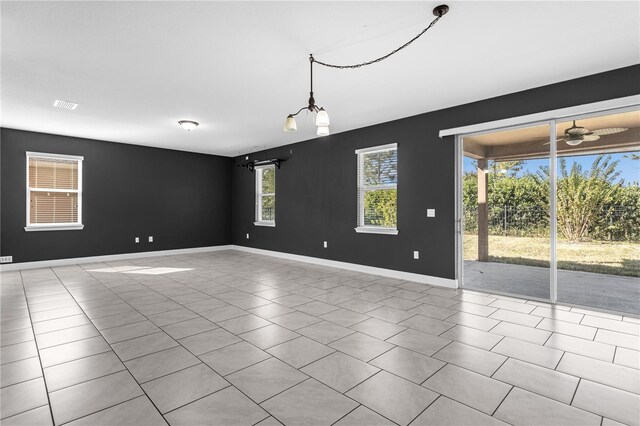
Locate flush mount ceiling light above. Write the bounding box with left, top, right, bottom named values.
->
left=284, top=4, right=450, bottom=137
left=178, top=120, right=199, bottom=131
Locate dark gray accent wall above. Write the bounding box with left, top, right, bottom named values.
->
left=1, top=129, right=232, bottom=263
left=2, top=66, right=638, bottom=271
left=231, top=65, right=640, bottom=280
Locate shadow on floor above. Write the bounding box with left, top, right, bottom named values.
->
left=464, top=260, right=640, bottom=315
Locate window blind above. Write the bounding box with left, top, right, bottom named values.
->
left=27, top=154, right=82, bottom=226
left=29, top=157, right=78, bottom=190
left=256, top=165, right=275, bottom=222
left=357, top=145, right=398, bottom=228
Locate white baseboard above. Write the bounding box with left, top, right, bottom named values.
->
left=0, top=244, right=458, bottom=289
left=231, top=245, right=458, bottom=288
left=0, top=245, right=233, bottom=272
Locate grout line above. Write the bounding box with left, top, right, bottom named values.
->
left=491, top=385, right=514, bottom=417
left=569, top=378, right=581, bottom=406
left=0, top=402, right=50, bottom=423
left=57, top=395, right=161, bottom=426
left=406, top=394, right=440, bottom=426
left=419, top=368, right=445, bottom=390
left=0, top=372, right=44, bottom=391
left=159, top=384, right=234, bottom=416
left=45, top=367, right=127, bottom=394
left=49, top=268, right=168, bottom=421
left=18, top=269, right=57, bottom=425
left=79, top=263, right=325, bottom=425
left=490, top=356, right=511, bottom=379
left=328, top=404, right=363, bottom=426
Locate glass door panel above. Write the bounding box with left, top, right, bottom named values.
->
left=462, top=124, right=551, bottom=300
left=556, top=110, right=640, bottom=314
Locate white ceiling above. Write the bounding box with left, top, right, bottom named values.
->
left=2, top=1, right=639, bottom=157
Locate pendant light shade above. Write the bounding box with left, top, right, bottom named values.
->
left=317, top=126, right=330, bottom=137
left=315, top=108, right=330, bottom=127
left=284, top=115, right=297, bottom=132
left=284, top=55, right=330, bottom=137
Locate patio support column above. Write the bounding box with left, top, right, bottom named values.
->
left=477, top=159, right=489, bottom=262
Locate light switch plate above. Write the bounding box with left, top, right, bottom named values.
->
left=135, top=237, right=139, bottom=243
left=427, top=209, right=436, bottom=218
left=413, top=251, right=419, bottom=260
left=323, top=241, right=328, bottom=248
left=246, top=233, right=250, bottom=239
left=148, top=236, right=153, bottom=243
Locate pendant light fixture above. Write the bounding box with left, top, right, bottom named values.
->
left=284, top=55, right=330, bottom=136
left=284, top=5, right=450, bottom=137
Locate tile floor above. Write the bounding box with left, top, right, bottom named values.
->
left=1, top=250, right=639, bottom=426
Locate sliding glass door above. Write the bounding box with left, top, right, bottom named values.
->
left=458, top=107, right=640, bottom=314
left=555, top=110, right=640, bottom=314
left=461, top=123, right=552, bottom=300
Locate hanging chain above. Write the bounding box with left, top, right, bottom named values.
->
left=312, top=14, right=443, bottom=69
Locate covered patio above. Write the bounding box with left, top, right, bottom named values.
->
left=462, top=111, right=640, bottom=314
left=464, top=260, right=640, bottom=314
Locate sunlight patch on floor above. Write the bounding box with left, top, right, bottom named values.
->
left=87, top=266, right=193, bottom=274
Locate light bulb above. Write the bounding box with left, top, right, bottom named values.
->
left=317, top=126, right=330, bottom=137
left=284, top=115, right=297, bottom=132
left=315, top=108, right=330, bottom=127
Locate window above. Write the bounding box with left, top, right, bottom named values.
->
left=355, top=143, right=398, bottom=235
left=25, top=152, right=84, bottom=231
left=255, top=164, right=275, bottom=226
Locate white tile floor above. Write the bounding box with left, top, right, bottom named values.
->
left=1, top=250, right=639, bottom=425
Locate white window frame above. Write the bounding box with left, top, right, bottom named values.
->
left=25, top=151, right=84, bottom=232
left=355, top=143, right=398, bottom=235
left=254, top=164, right=276, bottom=227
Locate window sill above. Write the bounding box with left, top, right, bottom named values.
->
left=25, top=224, right=84, bottom=232
left=354, top=226, right=398, bottom=235
left=253, top=221, right=276, bottom=227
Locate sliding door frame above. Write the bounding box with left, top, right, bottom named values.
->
left=456, top=120, right=556, bottom=302
left=454, top=102, right=640, bottom=306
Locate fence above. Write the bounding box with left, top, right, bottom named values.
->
left=262, top=207, right=274, bottom=221
left=464, top=205, right=639, bottom=241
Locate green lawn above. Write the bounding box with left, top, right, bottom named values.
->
left=464, top=234, right=640, bottom=277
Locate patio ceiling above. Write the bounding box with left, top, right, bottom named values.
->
left=463, top=110, right=640, bottom=161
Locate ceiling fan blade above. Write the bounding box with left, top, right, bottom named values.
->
left=566, top=127, right=590, bottom=136
left=583, top=134, right=600, bottom=142
left=591, top=127, right=628, bottom=136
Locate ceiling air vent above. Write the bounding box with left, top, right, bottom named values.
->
left=53, top=100, right=78, bottom=110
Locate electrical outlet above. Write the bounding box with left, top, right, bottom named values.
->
left=323, top=241, right=327, bottom=248
left=135, top=237, right=139, bottom=243
left=427, top=209, right=436, bottom=218
left=0, top=256, right=13, bottom=263
left=148, top=236, right=153, bottom=243
left=413, top=251, right=419, bottom=260
left=246, top=233, right=250, bottom=239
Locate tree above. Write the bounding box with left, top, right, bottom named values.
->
left=362, top=150, right=397, bottom=227
left=364, top=190, right=397, bottom=227
left=552, top=155, right=623, bottom=241
left=489, top=160, right=524, bottom=177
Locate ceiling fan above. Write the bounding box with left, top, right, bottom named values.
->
left=554, top=120, right=628, bottom=146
